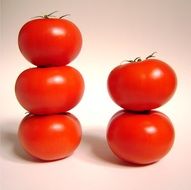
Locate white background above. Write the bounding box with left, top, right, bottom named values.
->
left=1, top=0, right=191, bottom=189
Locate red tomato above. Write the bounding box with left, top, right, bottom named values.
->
left=15, top=66, right=84, bottom=115
left=18, top=18, right=82, bottom=67
left=18, top=113, right=82, bottom=161
left=107, top=110, right=175, bottom=165
left=107, top=58, right=177, bottom=111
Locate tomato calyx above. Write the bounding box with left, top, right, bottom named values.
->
left=145, top=52, right=157, bottom=60
left=32, top=11, right=70, bottom=19
left=121, top=52, right=157, bottom=64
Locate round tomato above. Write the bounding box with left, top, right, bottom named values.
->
left=15, top=66, right=84, bottom=115
left=107, top=57, right=177, bottom=111
left=18, top=113, right=82, bottom=161
left=107, top=110, right=175, bottom=165
left=18, top=17, right=82, bottom=67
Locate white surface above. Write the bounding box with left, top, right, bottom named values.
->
left=1, top=0, right=191, bottom=190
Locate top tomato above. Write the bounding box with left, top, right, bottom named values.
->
left=107, top=54, right=177, bottom=111
left=18, top=17, right=82, bottom=67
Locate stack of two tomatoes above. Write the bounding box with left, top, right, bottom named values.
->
left=15, top=15, right=84, bottom=161
left=107, top=54, right=177, bottom=165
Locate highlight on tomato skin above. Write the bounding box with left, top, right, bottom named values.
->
left=106, top=110, right=175, bottom=165
left=18, top=113, right=82, bottom=161
left=15, top=66, right=85, bottom=115
left=107, top=54, right=177, bottom=111
left=18, top=12, right=82, bottom=67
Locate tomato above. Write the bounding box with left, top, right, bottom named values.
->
left=18, top=17, right=82, bottom=67
left=107, top=110, right=175, bottom=165
left=15, top=66, right=84, bottom=115
left=18, top=113, right=82, bottom=161
left=107, top=57, right=177, bottom=111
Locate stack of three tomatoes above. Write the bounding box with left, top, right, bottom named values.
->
left=107, top=54, right=177, bottom=165
left=15, top=15, right=84, bottom=161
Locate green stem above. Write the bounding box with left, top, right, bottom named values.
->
left=59, top=14, right=71, bottom=19
left=146, top=52, right=157, bottom=59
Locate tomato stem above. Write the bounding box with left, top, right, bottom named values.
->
left=146, top=52, right=157, bottom=59
left=134, top=57, right=142, bottom=62
left=59, top=14, right=71, bottom=19
left=122, top=57, right=142, bottom=64
left=122, top=52, right=157, bottom=64
left=31, top=11, right=70, bottom=20
left=44, top=11, right=58, bottom=18
left=30, top=16, right=44, bottom=19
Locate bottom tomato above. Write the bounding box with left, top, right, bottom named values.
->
left=18, top=113, right=82, bottom=161
left=107, top=110, right=175, bottom=165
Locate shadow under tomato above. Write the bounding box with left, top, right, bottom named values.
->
left=78, top=128, right=147, bottom=167
left=0, top=120, right=40, bottom=163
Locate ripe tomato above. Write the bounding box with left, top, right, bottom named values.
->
left=107, top=57, right=177, bottom=111
left=18, top=17, right=82, bottom=67
left=18, top=113, right=82, bottom=161
left=107, top=110, right=175, bottom=165
left=15, top=66, right=84, bottom=115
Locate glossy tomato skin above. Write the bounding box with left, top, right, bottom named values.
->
left=18, top=113, right=82, bottom=161
left=107, top=110, right=175, bottom=165
left=15, top=66, right=84, bottom=115
left=107, top=59, right=177, bottom=111
left=18, top=18, right=82, bottom=67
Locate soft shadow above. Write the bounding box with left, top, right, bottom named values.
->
left=0, top=120, right=39, bottom=163
left=78, top=128, right=145, bottom=167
